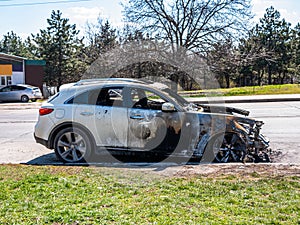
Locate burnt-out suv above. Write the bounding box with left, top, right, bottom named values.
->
left=34, top=78, right=269, bottom=163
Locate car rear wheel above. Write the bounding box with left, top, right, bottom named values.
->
left=54, top=127, right=92, bottom=163
left=21, top=95, right=29, bottom=102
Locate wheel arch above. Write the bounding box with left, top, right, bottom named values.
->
left=204, top=131, right=246, bottom=150
left=48, top=122, right=96, bottom=150
left=196, top=131, right=224, bottom=155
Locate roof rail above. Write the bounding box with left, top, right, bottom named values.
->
left=74, top=78, right=152, bottom=86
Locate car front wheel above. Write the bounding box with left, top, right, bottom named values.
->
left=54, top=127, right=92, bottom=163
left=203, top=132, right=246, bottom=163
left=213, top=133, right=246, bottom=163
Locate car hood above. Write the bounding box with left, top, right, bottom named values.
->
left=197, top=104, right=250, bottom=116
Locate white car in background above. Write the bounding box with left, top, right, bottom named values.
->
left=0, top=84, right=42, bottom=102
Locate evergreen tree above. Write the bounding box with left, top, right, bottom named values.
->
left=289, top=23, right=300, bottom=83
left=33, top=10, right=86, bottom=86
left=256, top=6, right=291, bottom=84
left=236, top=6, right=293, bottom=86
left=275, top=19, right=292, bottom=84
left=0, top=31, right=34, bottom=58
left=238, top=25, right=274, bottom=86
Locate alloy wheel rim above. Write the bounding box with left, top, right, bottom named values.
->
left=57, top=131, right=87, bottom=162
left=214, top=133, right=245, bottom=163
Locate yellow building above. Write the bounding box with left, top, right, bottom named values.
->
left=0, top=52, right=26, bottom=86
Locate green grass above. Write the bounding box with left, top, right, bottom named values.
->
left=0, top=165, right=299, bottom=224
left=180, top=84, right=300, bottom=97
left=35, top=99, right=46, bottom=103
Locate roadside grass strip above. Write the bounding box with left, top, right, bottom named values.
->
left=179, top=84, right=300, bottom=97
left=0, top=165, right=299, bottom=224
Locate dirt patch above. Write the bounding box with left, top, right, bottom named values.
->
left=117, top=149, right=299, bottom=179
left=156, top=163, right=300, bottom=178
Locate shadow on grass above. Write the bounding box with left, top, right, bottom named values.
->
left=25, top=152, right=201, bottom=169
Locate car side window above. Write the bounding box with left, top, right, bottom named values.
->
left=1, top=86, right=11, bottom=92
left=18, top=86, right=26, bottom=90
left=66, top=90, right=98, bottom=105
left=66, top=87, right=124, bottom=107
left=69, top=91, right=89, bottom=105
left=130, top=88, right=166, bottom=110
left=11, top=86, right=26, bottom=91
left=96, top=88, right=124, bottom=107
left=10, top=86, right=17, bottom=91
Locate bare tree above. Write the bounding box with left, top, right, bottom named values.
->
left=124, top=0, right=253, bottom=53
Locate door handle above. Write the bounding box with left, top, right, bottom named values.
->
left=130, top=114, right=144, bottom=120
left=80, top=112, right=94, bottom=116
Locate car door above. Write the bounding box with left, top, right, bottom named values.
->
left=93, top=86, right=128, bottom=148
left=72, top=86, right=128, bottom=149
left=126, top=87, right=184, bottom=154
left=11, top=85, right=26, bottom=101
left=0, top=86, right=13, bottom=101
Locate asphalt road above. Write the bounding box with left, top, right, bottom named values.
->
left=0, top=108, right=54, bottom=164
left=227, top=101, right=300, bottom=164
left=0, top=101, right=299, bottom=164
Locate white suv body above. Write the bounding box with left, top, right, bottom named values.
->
left=34, top=78, right=269, bottom=163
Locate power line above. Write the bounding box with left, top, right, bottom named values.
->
left=0, top=0, right=91, bottom=7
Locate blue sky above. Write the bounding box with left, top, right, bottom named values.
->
left=0, top=0, right=300, bottom=40
left=0, top=0, right=124, bottom=39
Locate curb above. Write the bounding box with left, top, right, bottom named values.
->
left=189, top=98, right=300, bottom=104
left=187, top=95, right=300, bottom=104
left=0, top=102, right=42, bottom=110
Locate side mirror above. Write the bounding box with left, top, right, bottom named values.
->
left=162, top=102, right=176, bottom=112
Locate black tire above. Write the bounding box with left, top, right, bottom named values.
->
left=31, top=99, right=37, bottom=102
left=203, top=133, right=246, bottom=163
left=21, top=95, right=29, bottom=102
left=54, top=127, right=92, bottom=163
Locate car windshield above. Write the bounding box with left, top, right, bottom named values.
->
left=160, top=88, right=200, bottom=111
left=161, top=88, right=188, bottom=106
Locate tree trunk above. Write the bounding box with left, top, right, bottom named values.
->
left=268, top=65, right=272, bottom=85
left=225, top=74, right=230, bottom=88
left=257, top=69, right=263, bottom=86
left=171, top=73, right=178, bottom=92
left=250, top=72, right=254, bottom=86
